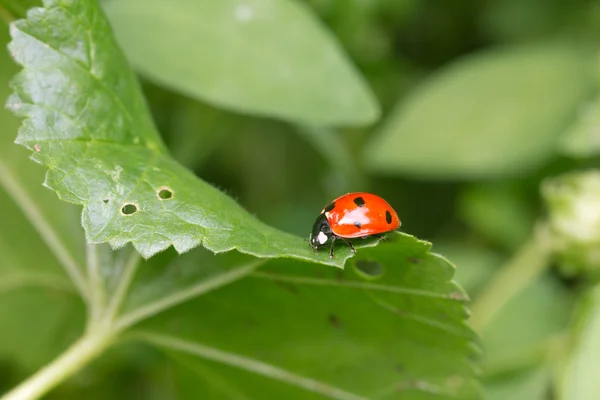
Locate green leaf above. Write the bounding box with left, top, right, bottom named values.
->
left=483, top=274, right=569, bottom=372
left=478, top=271, right=569, bottom=400
left=457, top=183, right=536, bottom=250
left=6, top=0, right=365, bottom=266
left=432, top=241, right=501, bottom=294
left=557, top=284, right=600, bottom=400
left=559, top=94, right=600, bottom=158
left=485, top=367, right=551, bottom=400
left=126, top=233, right=480, bottom=400
left=364, top=43, right=593, bottom=179
left=101, top=0, right=380, bottom=126
left=2, top=4, right=481, bottom=398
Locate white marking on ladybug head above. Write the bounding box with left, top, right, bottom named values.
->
left=324, top=212, right=330, bottom=218
left=317, top=231, right=328, bottom=244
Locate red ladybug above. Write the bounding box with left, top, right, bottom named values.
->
left=309, top=192, right=401, bottom=258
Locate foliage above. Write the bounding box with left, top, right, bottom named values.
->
left=0, top=0, right=478, bottom=399
left=2, top=0, right=600, bottom=399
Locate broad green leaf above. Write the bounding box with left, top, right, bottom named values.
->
left=557, top=284, right=600, bottom=400
left=480, top=273, right=568, bottom=400
left=101, top=0, right=380, bottom=126
left=432, top=241, right=501, bottom=294
left=483, top=274, right=569, bottom=371
left=485, top=367, right=550, bottom=400
left=364, top=44, right=593, bottom=179
left=3, top=4, right=481, bottom=399
left=126, top=233, right=480, bottom=400
left=7, top=0, right=368, bottom=266
left=559, top=95, right=600, bottom=158
left=457, top=183, right=535, bottom=250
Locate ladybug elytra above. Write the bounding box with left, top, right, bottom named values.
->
left=309, top=192, right=401, bottom=258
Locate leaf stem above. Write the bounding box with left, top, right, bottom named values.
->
left=134, top=332, right=368, bottom=400
left=114, top=261, right=263, bottom=332
left=0, top=162, right=89, bottom=305
left=103, top=249, right=141, bottom=324
left=469, top=228, right=551, bottom=332
left=0, top=332, right=115, bottom=400
left=86, top=244, right=106, bottom=327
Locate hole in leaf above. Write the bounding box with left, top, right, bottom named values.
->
left=121, top=203, right=138, bottom=215
left=354, top=259, right=384, bottom=278
left=157, top=187, right=173, bottom=200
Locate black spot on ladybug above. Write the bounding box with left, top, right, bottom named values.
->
left=353, top=197, right=365, bottom=207
left=386, top=210, right=392, bottom=224
left=354, top=221, right=362, bottom=229
left=323, top=202, right=336, bottom=213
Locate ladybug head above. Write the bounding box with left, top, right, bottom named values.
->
left=309, top=213, right=333, bottom=250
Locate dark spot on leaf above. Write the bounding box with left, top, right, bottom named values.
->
left=245, top=317, right=258, bottom=328
left=103, top=199, right=109, bottom=204
left=273, top=280, right=299, bottom=295
left=395, top=364, right=404, bottom=373
left=328, top=313, right=342, bottom=329
left=386, top=210, right=392, bottom=224
left=355, top=259, right=384, bottom=277
left=157, top=187, right=173, bottom=200
left=121, top=203, right=138, bottom=215
left=354, top=221, right=362, bottom=229
left=353, top=197, right=365, bottom=207
left=323, top=201, right=335, bottom=213
left=408, top=257, right=421, bottom=264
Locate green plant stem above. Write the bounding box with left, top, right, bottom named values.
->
left=135, top=332, right=367, bottom=400
left=114, top=261, right=263, bottom=331
left=102, top=250, right=140, bottom=324
left=0, top=162, right=89, bottom=304
left=86, top=244, right=105, bottom=327
left=469, top=233, right=551, bottom=332
left=0, top=332, right=115, bottom=400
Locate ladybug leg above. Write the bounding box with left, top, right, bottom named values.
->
left=340, top=238, right=356, bottom=254
left=305, top=238, right=318, bottom=254
left=329, top=237, right=337, bottom=258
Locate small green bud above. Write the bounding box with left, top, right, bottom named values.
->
left=542, top=170, right=600, bottom=276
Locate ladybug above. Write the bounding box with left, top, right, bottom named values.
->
left=309, top=192, right=401, bottom=258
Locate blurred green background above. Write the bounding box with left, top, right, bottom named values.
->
left=3, top=0, right=600, bottom=399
